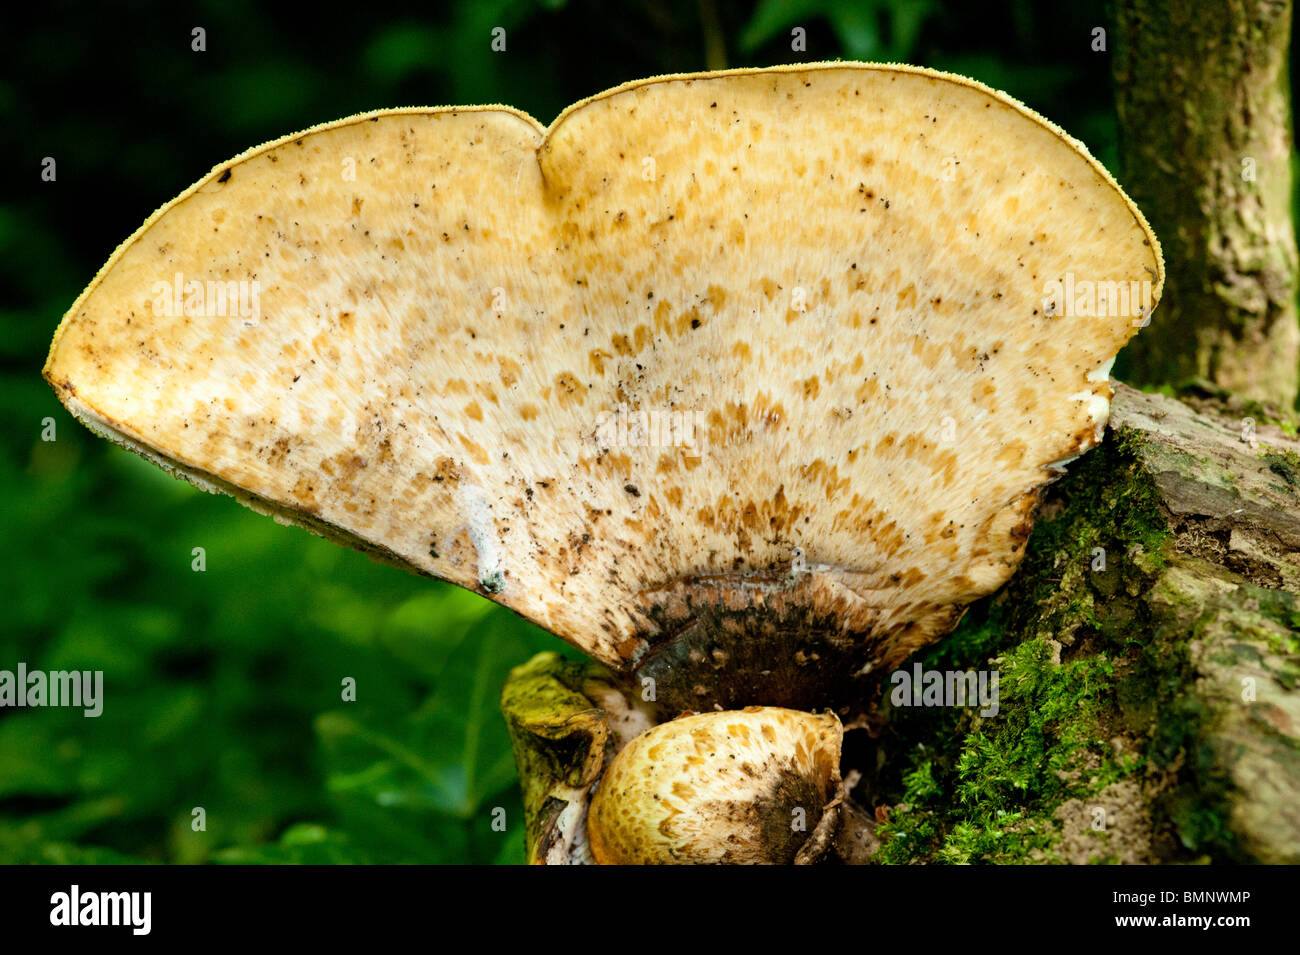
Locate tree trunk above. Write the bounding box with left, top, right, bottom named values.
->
left=504, top=383, right=1300, bottom=863
left=1112, top=0, right=1299, bottom=409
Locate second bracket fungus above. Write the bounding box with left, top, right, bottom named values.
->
left=45, top=62, right=1162, bottom=718
left=588, top=707, right=844, bottom=865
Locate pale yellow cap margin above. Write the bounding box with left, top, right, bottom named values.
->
left=44, top=58, right=1166, bottom=383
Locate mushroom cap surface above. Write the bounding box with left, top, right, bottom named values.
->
left=45, top=63, right=1163, bottom=708
left=587, top=706, right=843, bottom=864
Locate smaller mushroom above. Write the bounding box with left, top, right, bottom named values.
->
left=586, top=706, right=843, bottom=864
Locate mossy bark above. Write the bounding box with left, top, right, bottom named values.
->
left=1112, top=0, right=1299, bottom=408
left=503, top=385, right=1300, bottom=863
left=868, top=383, right=1300, bottom=863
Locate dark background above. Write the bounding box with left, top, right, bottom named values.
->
left=0, top=0, right=1283, bottom=863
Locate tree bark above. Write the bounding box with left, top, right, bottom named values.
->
left=1112, top=0, right=1299, bottom=409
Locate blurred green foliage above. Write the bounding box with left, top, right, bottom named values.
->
left=1, top=0, right=1195, bottom=863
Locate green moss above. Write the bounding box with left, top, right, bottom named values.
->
left=1139, top=382, right=1181, bottom=400
left=876, top=633, right=1139, bottom=863
left=874, top=436, right=1175, bottom=864
left=1257, top=444, right=1300, bottom=487
left=871, top=418, right=1300, bottom=862
left=957, top=642, right=1132, bottom=802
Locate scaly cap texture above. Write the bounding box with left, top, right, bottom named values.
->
left=45, top=63, right=1162, bottom=711
left=587, top=706, right=843, bottom=864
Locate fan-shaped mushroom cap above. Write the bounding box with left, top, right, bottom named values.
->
left=587, top=706, right=843, bottom=864
left=44, top=63, right=1162, bottom=711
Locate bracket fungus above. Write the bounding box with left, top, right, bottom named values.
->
left=46, top=62, right=1162, bottom=863
left=588, top=706, right=844, bottom=864
left=43, top=62, right=1162, bottom=715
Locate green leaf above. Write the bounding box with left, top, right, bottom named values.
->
left=214, top=823, right=371, bottom=864
left=317, top=610, right=559, bottom=819
left=739, top=0, right=833, bottom=52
